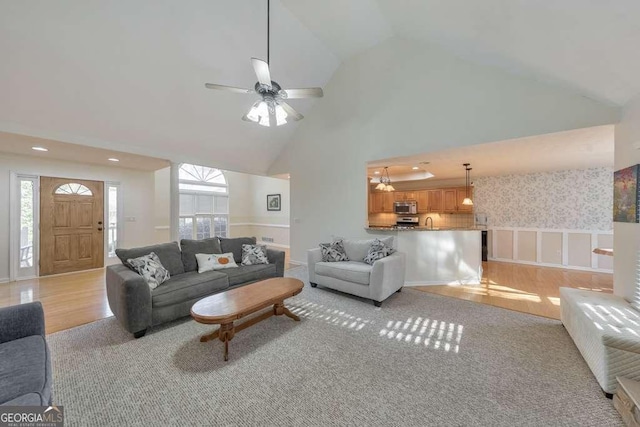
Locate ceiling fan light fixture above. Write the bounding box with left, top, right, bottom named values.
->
left=462, top=197, right=474, bottom=206
left=275, top=103, right=288, bottom=126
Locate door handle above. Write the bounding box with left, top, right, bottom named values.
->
left=98, top=228, right=103, bottom=231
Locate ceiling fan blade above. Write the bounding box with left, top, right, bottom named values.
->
left=251, top=58, right=272, bottom=88
left=241, top=114, right=251, bottom=122
left=282, top=87, right=323, bottom=99
left=280, top=101, right=303, bottom=121
left=205, top=83, right=254, bottom=94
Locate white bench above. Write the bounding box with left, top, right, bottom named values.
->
left=560, top=287, right=640, bottom=395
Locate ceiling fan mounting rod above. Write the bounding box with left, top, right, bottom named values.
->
left=267, top=0, right=270, bottom=66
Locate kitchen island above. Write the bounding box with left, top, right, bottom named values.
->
left=366, top=227, right=483, bottom=286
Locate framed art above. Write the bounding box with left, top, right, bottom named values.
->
left=267, top=194, right=281, bottom=211
left=614, top=164, right=640, bottom=223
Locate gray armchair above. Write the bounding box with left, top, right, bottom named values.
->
left=0, top=302, right=53, bottom=406
left=307, top=246, right=406, bottom=307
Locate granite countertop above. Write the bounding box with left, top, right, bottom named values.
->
left=365, top=226, right=483, bottom=232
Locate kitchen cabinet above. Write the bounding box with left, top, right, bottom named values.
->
left=417, top=189, right=443, bottom=213
left=443, top=189, right=458, bottom=212
left=394, top=191, right=417, bottom=201
left=417, top=191, right=428, bottom=213
left=383, top=192, right=395, bottom=212
left=369, top=191, right=395, bottom=213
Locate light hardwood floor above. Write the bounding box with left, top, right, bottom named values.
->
left=0, top=248, right=294, bottom=334
left=414, top=261, right=613, bottom=320
left=0, top=257, right=611, bottom=334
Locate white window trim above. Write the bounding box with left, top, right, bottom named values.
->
left=9, top=173, right=40, bottom=281
left=105, top=181, right=124, bottom=260
left=176, top=163, right=230, bottom=240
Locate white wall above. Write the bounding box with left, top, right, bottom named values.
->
left=154, top=169, right=291, bottom=247
left=614, top=95, right=640, bottom=300
left=268, top=37, right=620, bottom=263
left=226, top=171, right=290, bottom=247
left=154, top=167, right=171, bottom=243
left=474, top=167, right=613, bottom=230
left=0, top=152, right=156, bottom=281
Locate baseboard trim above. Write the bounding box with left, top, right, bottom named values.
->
left=0, top=277, right=9, bottom=284
left=488, top=257, right=613, bottom=274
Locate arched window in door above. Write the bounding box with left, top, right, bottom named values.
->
left=178, top=164, right=229, bottom=240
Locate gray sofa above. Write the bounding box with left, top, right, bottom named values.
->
left=107, top=237, right=285, bottom=338
left=0, top=302, right=53, bottom=406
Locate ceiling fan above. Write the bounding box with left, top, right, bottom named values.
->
left=204, top=0, right=323, bottom=127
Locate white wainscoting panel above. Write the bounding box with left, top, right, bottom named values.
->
left=488, top=227, right=613, bottom=273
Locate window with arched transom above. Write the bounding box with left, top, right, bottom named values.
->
left=178, top=164, right=228, bottom=240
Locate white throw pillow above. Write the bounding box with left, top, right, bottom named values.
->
left=196, top=252, right=238, bottom=273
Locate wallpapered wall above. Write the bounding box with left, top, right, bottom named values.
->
left=473, top=167, right=613, bottom=231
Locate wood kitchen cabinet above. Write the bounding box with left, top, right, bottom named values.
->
left=443, top=189, right=458, bottom=212
left=417, top=189, right=443, bottom=213
left=383, top=192, right=395, bottom=212
left=369, top=191, right=395, bottom=213
left=394, top=191, right=417, bottom=201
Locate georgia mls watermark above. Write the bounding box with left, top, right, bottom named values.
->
left=0, top=406, right=63, bottom=427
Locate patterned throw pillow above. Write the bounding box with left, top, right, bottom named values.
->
left=127, top=252, right=170, bottom=290
left=319, top=239, right=349, bottom=262
left=364, top=239, right=396, bottom=265
left=195, top=253, right=238, bottom=273
left=241, top=244, right=270, bottom=266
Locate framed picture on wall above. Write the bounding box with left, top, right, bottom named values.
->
left=614, top=164, right=640, bottom=223
left=267, top=194, right=281, bottom=211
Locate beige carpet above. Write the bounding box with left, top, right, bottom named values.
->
left=48, top=266, right=622, bottom=426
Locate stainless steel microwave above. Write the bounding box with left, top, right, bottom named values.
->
left=394, top=201, right=417, bottom=215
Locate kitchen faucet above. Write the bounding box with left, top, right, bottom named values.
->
left=425, top=216, right=433, bottom=230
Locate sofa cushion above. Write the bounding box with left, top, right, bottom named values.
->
left=343, top=237, right=394, bottom=262
left=152, top=271, right=228, bottom=307
left=219, top=237, right=257, bottom=263
left=561, top=287, right=640, bottom=334
left=180, top=238, right=222, bottom=272
left=117, top=242, right=185, bottom=276
left=224, top=264, right=277, bottom=287
left=315, top=261, right=372, bottom=285
left=0, top=335, right=50, bottom=405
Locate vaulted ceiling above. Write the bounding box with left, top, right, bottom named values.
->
left=0, top=0, right=637, bottom=175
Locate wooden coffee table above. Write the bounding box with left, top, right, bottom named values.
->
left=191, top=277, right=303, bottom=361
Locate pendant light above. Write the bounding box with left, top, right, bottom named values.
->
left=375, top=167, right=395, bottom=192
left=462, top=163, right=473, bottom=206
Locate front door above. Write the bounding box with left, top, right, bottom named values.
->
left=40, top=177, right=104, bottom=276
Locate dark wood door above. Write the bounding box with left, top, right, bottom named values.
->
left=40, top=177, right=104, bottom=276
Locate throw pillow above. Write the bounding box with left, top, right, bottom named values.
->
left=241, top=244, right=270, bottom=266
left=195, top=252, right=238, bottom=273
left=319, top=239, right=349, bottom=262
left=364, top=239, right=396, bottom=265
left=127, top=252, right=170, bottom=290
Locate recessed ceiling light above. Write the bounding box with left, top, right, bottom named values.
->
left=374, top=171, right=380, bottom=174
left=412, top=166, right=419, bottom=170
left=32, top=146, right=48, bottom=152
left=108, top=158, right=120, bottom=162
